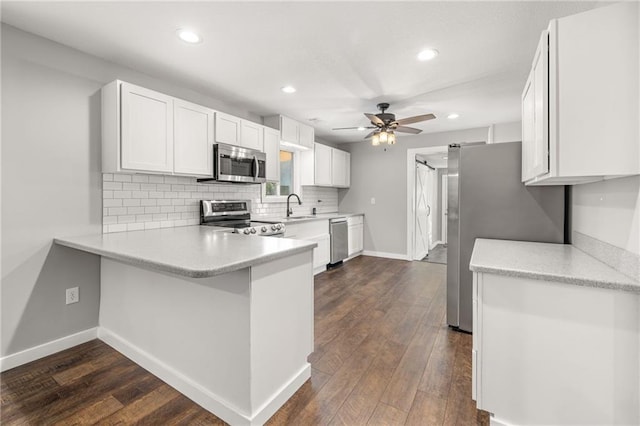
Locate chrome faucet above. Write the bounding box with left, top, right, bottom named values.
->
left=286, top=193, right=302, bottom=217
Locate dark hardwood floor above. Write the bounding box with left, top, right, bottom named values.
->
left=1, top=256, right=489, bottom=425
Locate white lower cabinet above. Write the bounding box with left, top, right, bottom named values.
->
left=284, top=220, right=330, bottom=275
left=473, top=271, right=640, bottom=425
left=347, top=215, right=364, bottom=257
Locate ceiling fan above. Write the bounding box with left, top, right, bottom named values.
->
left=332, top=103, right=436, bottom=145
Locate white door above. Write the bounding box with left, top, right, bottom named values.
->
left=441, top=176, right=448, bottom=244
left=427, top=168, right=436, bottom=250
left=414, top=162, right=430, bottom=260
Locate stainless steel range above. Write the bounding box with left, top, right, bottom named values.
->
left=200, top=200, right=285, bottom=236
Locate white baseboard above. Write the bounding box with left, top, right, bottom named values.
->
left=490, top=416, right=514, bottom=426
left=0, top=327, right=98, bottom=372
left=362, top=250, right=409, bottom=261
left=430, top=240, right=443, bottom=250
left=98, top=327, right=310, bottom=426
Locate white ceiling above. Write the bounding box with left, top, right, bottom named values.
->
left=1, top=1, right=598, bottom=144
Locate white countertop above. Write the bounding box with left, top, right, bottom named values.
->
left=55, top=226, right=316, bottom=278
left=470, top=239, right=640, bottom=293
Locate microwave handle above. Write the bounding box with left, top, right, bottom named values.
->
left=253, top=156, right=259, bottom=180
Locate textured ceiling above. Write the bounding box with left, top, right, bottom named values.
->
left=1, top=1, right=599, bottom=143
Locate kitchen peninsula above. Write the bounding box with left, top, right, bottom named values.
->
left=55, top=226, right=317, bottom=426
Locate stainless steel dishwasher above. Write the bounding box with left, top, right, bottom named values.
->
left=329, top=217, right=348, bottom=265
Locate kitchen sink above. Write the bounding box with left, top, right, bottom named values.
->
left=284, top=215, right=316, bottom=220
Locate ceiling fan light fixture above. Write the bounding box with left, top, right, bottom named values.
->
left=417, top=48, right=439, bottom=61
left=387, top=132, right=396, bottom=145
left=176, top=29, right=202, bottom=44
left=379, top=131, right=388, bottom=144
left=371, top=133, right=380, bottom=146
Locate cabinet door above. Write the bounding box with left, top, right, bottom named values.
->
left=215, top=112, right=241, bottom=145
left=280, top=116, right=299, bottom=144
left=344, top=152, right=351, bottom=187
left=264, top=127, right=280, bottom=181
left=311, top=234, right=330, bottom=269
left=121, top=82, right=173, bottom=173
left=347, top=223, right=364, bottom=256
left=174, top=99, right=213, bottom=176
left=355, top=223, right=363, bottom=252
left=298, top=123, right=315, bottom=149
left=314, top=143, right=332, bottom=186
left=522, top=31, right=549, bottom=182
left=332, top=149, right=349, bottom=187
left=240, top=120, right=264, bottom=151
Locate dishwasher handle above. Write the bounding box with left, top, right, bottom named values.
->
left=330, top=217, right=347, bottom=223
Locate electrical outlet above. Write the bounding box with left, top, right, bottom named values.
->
left=370, top=197, right=376, bottom=205
left=66, top=287, right=79, bottom=305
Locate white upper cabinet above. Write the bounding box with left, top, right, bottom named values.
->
left=522, top=2, right=639, bottom=185
left=264, top=115, right=315, bottom=150
left=174, top=99, right=214, bottom=176
left=240, top=120, right=264, bottom=151
left=300, top=143, right=350, bottom=188
left=263, top=127, right=280, bottom=181
left=298, top=123, right=315, bottom=149
left=214, top=111, right=242, bottom=146
left=331, top=149, right=350, bottom=188
left=120, top=82, right=174, bottom=173
left=314, top=143, right=333, bottom=186
left=215, top=112, right=264, bottom=151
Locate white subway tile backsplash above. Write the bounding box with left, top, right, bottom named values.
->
left=114, top=174, right=132, bottom=183
left=103, top=199, right=122, bottom=207
left=132, top=175, right=149, bottom=183
left=123, top=199, right=141, bottom=207
left=103, top=173, right=339, bottom=233
left=122, top=183, right=140, bottom=190
left=103, top=181, right=122, bottom=190
left=127, top=223, right=145, bottom=231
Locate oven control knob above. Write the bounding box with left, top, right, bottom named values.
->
left=243, top=229, right=251, bottom=235
left=250, top=228, right=257, bottom=234
left=271, top=225, right=277, bottom=231
left=276, top=224, right=282, bottom=230
left=261, top=226, right=267, bottom=232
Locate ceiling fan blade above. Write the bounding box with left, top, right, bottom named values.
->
left=364, top=130, right=376, bottom=139
left=395, top=126, right=423, bottom=134
left=364, top=113, right=384, bottom=126
left=332, top=126, right=377, bottom=130
left=394, top=113, right=436, bottom=126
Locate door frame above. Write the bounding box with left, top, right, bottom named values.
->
left=406, top=146, right=448, bottom=260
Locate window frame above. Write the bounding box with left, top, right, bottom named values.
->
left=261, top=147, right=301, bottom=203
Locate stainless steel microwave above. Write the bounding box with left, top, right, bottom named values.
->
left=197, top=143, right=266, bottom=184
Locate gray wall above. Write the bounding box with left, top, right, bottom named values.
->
left=0, top=24, right=261, bottom=358
left=337, top=127, right=487, bottom=257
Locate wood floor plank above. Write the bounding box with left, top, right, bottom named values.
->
left=329, top=339, right=408, bottom=426
left=405, top=391, right=448, bottom=425
left=1, top=256, right=489, bottom=426
left=366, top=402, right=408, bottom=425
left=53, top=395, right=124, bottom=425
left=95, top=383, right=179, bottom=425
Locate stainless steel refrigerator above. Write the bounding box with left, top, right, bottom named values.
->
left=446, top=142, right=565, bottom=332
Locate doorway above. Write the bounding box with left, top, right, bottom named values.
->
left=406, top=147, right=448, bottom=261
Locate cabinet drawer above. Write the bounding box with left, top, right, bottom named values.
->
left=284, top=220, right=329, bottom=239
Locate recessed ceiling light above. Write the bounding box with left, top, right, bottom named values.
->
left=417, top=48, right=439, bottom=61
left=281, top=86, right=296, bottom=94
left=357, top=127, right=365, bottom=131
left=176, top=29, right=202, bottom=44
left=447, top=113, right=459, bottom=119
left=443, top=156, right=448, bottom=159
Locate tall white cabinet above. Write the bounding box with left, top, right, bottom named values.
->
left=521, top=2, right=639, bottom=185
left=119, top=82, right=174, bottom=173
left=174, top=99, right=214, bottom=176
